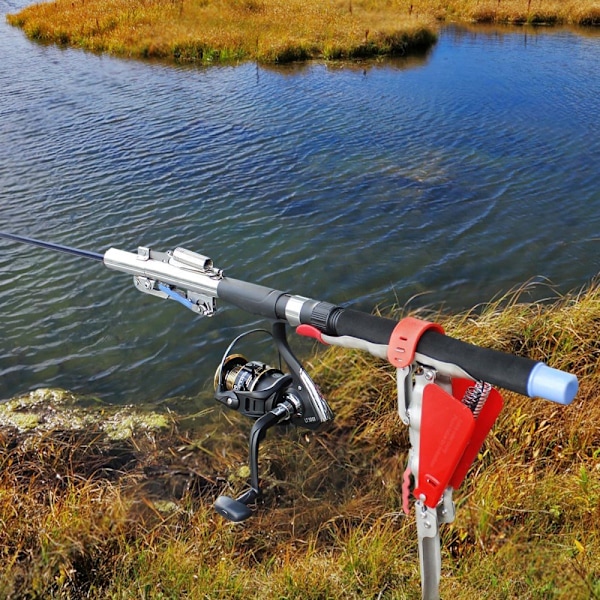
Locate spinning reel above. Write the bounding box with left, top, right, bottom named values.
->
left=213, top=321, right=334, bottom=522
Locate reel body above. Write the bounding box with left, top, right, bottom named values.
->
left=213, top=321, right=333, bottom=521
left=216, top=354, right=293, bottom=418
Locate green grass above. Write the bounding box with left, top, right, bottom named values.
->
left=1, top=280, right=600, bottom=597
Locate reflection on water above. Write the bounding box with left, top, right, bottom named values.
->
left=1, top=3, right=599, bottom=407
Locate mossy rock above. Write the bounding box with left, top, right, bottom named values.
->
left=0, top=387, right=170, bottom=439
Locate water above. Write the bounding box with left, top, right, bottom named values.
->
left=1, top=2, right=599, bottom=407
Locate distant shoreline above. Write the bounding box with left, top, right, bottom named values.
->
left=7, top=0, right=599, bottom=65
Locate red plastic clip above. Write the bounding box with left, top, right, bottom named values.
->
left=387, top=317, right=445, bottom=369
left=411, top=380, right=504, bottom=508
left=414, top=384, right=475, bottom=508
left=296, top=324, right=329, bottom=345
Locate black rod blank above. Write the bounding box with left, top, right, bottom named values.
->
left=0, top=232, right=104, bottom=262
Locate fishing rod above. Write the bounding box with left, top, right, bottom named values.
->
left=0, top=231, right=104, bottom=261
left=0, top=231, right=578, bottom=600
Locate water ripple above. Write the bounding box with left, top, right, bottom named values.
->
left=1, top=11, right=599, bottom=405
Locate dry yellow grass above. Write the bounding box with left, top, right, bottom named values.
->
left=6, top=0, right=599, bottom=65
left=1, top=281, right=599, bottom=597
left=7, top=0, right=438, bottom=63
left=411, top=0, right=600, bottom=25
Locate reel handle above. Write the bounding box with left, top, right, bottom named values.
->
left=214, top=402, right=295, bottom=522
left=215, top=488, right=259, bottom=522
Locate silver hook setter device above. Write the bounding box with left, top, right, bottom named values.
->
left=0, top=232, right=578, bottom=600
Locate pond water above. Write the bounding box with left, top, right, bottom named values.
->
left=1, top=1, right=599, bottom=407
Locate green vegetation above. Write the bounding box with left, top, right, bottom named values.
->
left=7, top=0, right=598, bottom=65
left=2, top=281, right=600, bottom=598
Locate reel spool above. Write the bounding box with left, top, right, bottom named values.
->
left=216, top=354, right=288, bottom=395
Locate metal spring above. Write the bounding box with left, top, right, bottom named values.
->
left=461, top=380, right=492, bottom=418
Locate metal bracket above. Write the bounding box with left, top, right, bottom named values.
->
left=398, top=364, right=459, bottom=600
left=131, top=246, right=223, bottom=317
left=133, top=276, right=217, bottom=316
left=416, top=499, right=442, bottom=600
left=414, top=485, right=456, bottom=600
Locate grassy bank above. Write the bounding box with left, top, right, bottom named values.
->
left=1, top=281, right=600, bottom=598
left=7, top=0, right=599, bottom=65
left=413, top=0, right=600, bottom=26
left=6, top=0, right=438, bottom=64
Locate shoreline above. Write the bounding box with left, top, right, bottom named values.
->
left=7, top=0, right=599, bottom=65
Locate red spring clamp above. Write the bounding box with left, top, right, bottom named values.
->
left=389, top=317, right=504, bottom=509
left=449, top=379, right=504, bottom=490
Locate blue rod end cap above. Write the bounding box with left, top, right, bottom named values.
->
left=527, top=363, right=578, bottom=405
